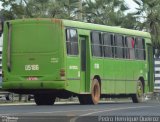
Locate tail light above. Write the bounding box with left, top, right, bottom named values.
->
left=60, top=69, right=65, bottom=77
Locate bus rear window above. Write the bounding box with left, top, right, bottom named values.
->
left=11, top=23, right=59, bottom=53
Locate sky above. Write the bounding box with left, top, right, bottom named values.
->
left=125, top=0, right=139, bottom=12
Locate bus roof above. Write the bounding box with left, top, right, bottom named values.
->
left=62, top=19, right=151, bottom=40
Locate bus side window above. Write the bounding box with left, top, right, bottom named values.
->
left=91, top=31, right=103, bottom=57
left=103, top=33, right=112, bottom=58
left=135, top=38, right=145, bottom=60
left=65, top=28, right=78, bottom=55
left=126, top=37, right=135, bottom=59
left=115, top=35, right=124, bottom=59
left=122, top=36, right=127, bottom=59
left=111, top=35, right=115, bottom=58
left=142, top=39, right=146, bottom=60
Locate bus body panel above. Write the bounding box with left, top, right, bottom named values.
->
left=63, top=19, right=153, bottom=95
left=2, top=19, right=66, bottom=92
left=66, top=56, right=80, bottom=93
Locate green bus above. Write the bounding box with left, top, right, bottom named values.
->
left=2, top=18, right=154, bottom=105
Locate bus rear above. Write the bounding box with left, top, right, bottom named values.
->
left=2, top=19, right=66, bottom=105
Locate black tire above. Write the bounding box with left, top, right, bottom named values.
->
left=34, top=94, right=56, bottom=105
left=78, top=95, right=92, bottom=105
left=132, top=81, right=144, bottom=103
left=78, top=79, right=101, bottom=105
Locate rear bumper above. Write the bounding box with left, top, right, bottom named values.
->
left=2, top=81, right=66, bottom=91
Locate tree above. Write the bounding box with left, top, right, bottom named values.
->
left=120, top=13, right=139, bottom=29
left=82, top=0, right=128, bottom=26
left=0, top=0, right=26, bottom=19
left=0, top=0, right=83, bottom=20
left=133, top=0, right=160, bottom=48
left=52, top=0, right=83, bottom=20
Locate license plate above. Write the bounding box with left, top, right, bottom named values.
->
left=27, top=77, right=38, bottom=81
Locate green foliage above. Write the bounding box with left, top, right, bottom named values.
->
left=0, top=0, right=128, bottom=22
left=0, top=0, right=82, bottom=19
left=0, top=0, right=25, bottom=19
left=82, top=0, right=128, bottom=26
left=133, top=0, right=160, bottom=48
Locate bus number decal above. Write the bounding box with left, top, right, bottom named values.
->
left=69, top=66, right=78, bottom=70
left=51, top=58, right=59, bottom=63
left=94, top=64, right=100, bottom=69
left=25, top=65, right=39, bottom=71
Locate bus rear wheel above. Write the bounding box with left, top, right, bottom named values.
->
left=132, top=81, right=144, bottom=103
left=91, top=79, right=101, bottom=104
left=34, top=94, right=56, bottom=105
left=78, top=79, right=100, bottom=105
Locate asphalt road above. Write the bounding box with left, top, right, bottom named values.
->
left=0, top=100, right=160, bottom=122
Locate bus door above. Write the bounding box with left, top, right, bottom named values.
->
left=79, top=36, right=90, bottom=92
left=147, top=44, right=154, bottom=92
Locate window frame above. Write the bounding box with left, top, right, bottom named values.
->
left=91, top=31, right=103, bottom=57
left=125, top=36, right=136, bottom=60
left=135, top=37, right=146, bottom=60
left=102, top=33, right=113, bottom=58
left=114, top=34, right=125, bottom=59
left=65, top=28, right=79, bottom=56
